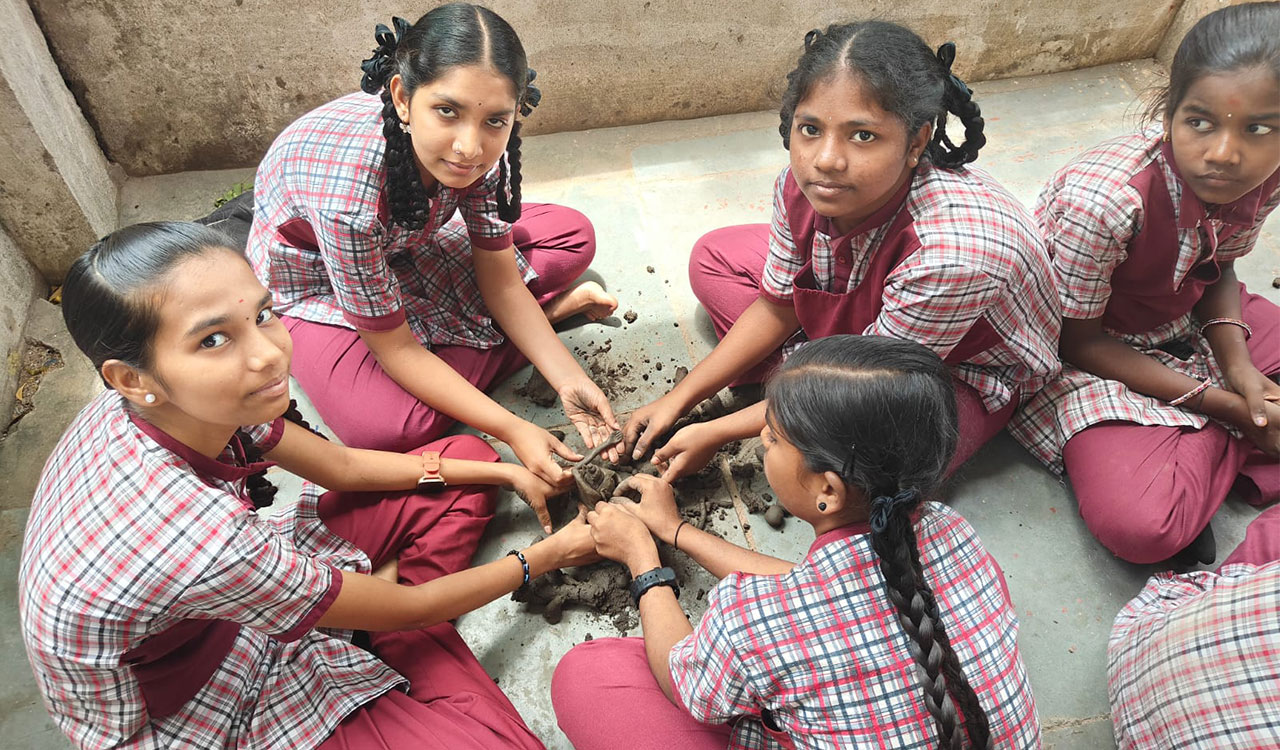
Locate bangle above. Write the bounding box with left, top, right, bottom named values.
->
left=1169, top=379, right=1212, bottom=407
left=1199, top=317, right=1252, bottom=340
left=672, top=520, right=689, bottom=551
left=506, top=549, right=530, bottom=586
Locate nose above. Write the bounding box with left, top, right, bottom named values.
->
left=1204, top=129, right=1240, bottom=167
left=245, top=326, right=288, bottom=373
left=813, top=136, right=846, bottom=174
left=452, top=126, right=482, bottom=160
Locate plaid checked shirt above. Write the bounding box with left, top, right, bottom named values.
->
left=20, top=390, right=401, bottom=749
left=1008, top=127, right=1280, bottom=472
left=669, top=502, right=1041, bottom=749
left=1108, top=560, right=1280, bottom=749
left=246, top=92, right=534, bottom=350
left=758, top=165, right=1061, bottom=413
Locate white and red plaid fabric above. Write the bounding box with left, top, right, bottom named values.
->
left=20, top=390, right=400, bottom=749
left=247, top=92, right=533, bottom=350
left=1108, top=561, right=1280, bottom=749
left=1008, top=127, right=1280, bottom=472
left=759, top=165, right=1061, bottom=413
left=669, top=502, right=1041, bottom=749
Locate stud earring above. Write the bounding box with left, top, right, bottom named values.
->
left=1162, top=131, right=1170, bottom=143
left=144, top=393, right=157, bottom=404
left=818, top=502, right=827, bottom=511
left=910, top=156, right=919, bottom=167
left=399, top=121, right=411, bottom=134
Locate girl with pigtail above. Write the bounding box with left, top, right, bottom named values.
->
left=624, top=21, right=1062, bottom=482
left=554, top=335, right=1040, bottom=749
left=248, top=4, right=623, bottom=509
left=21, top=222, right=597, bottom=749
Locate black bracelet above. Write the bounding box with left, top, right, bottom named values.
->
left=673, top=520, right=689, bottom=551
left=506, top=549, right=530, bottom=586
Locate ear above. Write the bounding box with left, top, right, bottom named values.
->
left=389, top=74, right=411, bottom=123
left=908, top=123, right=932, bottom=163
left=815, top=470, right=849, bottom=515
left=101, top=359, right=163, bottom=408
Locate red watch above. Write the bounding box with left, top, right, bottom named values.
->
left=416, top=451, right=446, bottom=493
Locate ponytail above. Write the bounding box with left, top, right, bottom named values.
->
left=237, top=399, right=328, bottom=510
left=927, top=42, right=985, bottom=169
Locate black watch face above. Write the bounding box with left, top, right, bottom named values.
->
left=417, top=478, right=447, bottom=494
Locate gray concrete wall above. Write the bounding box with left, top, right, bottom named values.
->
left=31, top=0, right=1186, bottom=177
left=1, top=0, right=117, bottom=282
left=0, top=227, right=41, bottom=424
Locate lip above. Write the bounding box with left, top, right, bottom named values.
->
left=806, top=180, right=853, bottom=197
left=250, top=374, right=289, bottom=399
left=442, top=159, right=479, bottom=176
left=1195, top=173, right=1238, bottom=187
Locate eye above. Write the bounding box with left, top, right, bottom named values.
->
left=1186, top=117, right=1212, bottom=133
left=256, top=307, right=274, bottom=325
left=486, top=117, right=509, bottom=129
left=1246, top=123, right=1276, bottom=136
left=435, top=105, right=457, bottom=119
left=852, top=130, right=876, bottom=143
left=798, top=123, right=819, bottom=137
left=200, top=332, right=229, bottom=349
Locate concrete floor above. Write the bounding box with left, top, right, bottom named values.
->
left=3, top=60, right=1278, bottom=749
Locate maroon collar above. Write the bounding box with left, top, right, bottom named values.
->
left=127, top=410, right=274, bottom=484
left=1160, top=139, right=1280, bottom=229
left=807, top=520, right=873, bottom=557
left=813, top=167, right=916, bottom=241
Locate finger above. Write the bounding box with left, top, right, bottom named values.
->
left=633, top=422, right=660, bottom=462
left=572, top=420, right=596, bottom=451
left=592, top=394, right=621, bottom=433
left=550, top=437, right=583, bottom=463
left=652, top=442, right=676, bottom=466
left=659, top=460, right=684, bottom=483
left=533, top=456, right=571, bottom=487
left=1243, top=383, right=1269, bottom=427
left=532, top=497, right=552, bottom=535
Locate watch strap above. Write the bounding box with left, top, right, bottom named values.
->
left=629, top=566, right=679, bottom=606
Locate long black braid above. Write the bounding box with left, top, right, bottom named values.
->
left=357, top=5, right=540, bottom=229
left=236, top=399, right=328, bottom=510
left=766, top=335, right=993, bottom=749
left=779, top=21, right=986, bottom=169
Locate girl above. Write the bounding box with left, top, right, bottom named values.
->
left=623, top=21, right=1061, bottom=480
left=20, top=222, right=596, bottom=749
left=1008, top=3, right=1280, bottom=565
left=247, top=4, right=621, bottom=485
left=555, top=335, right=1040, bottom=749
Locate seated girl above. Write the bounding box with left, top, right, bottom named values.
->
left=19, top=222, right=594, bottom=750
left=556, top=335, right=1041, bottom=749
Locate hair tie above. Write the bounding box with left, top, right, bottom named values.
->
left=869, top=489, right=918, bottom=534
left=520, top=68, right=542, bottom=117
left=804, top=29, right=822, bottom=51
left=360, top=16, right=412, bottom=94
left=935, top=41, right=972, bottom=99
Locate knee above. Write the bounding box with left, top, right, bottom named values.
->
left=557, top=205, right=597, bottom=266
left=552, top=638, right=636, bottom=714
left=1072, top=481, right=1190, bottom=564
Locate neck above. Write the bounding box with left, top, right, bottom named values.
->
left=810, top=507, right=869, bottom=537
left=830, top=164, right=913, bottom=236
left=137, top=405, right=238, bottom=459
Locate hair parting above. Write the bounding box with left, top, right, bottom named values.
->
left=765, top=335, right=992, bottom=749
left=779, top=21, right=986, bottom=169
left=358, top=3, right=542, bottom=228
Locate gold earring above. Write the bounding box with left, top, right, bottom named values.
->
left=1162, top=131, right=1170, bottom=143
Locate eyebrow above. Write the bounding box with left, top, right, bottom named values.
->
left=184, top=292, right=273, bottom=338
left=1182, top=102, right=1280, bottom=121
left=431, top=93, right=515, bottom=118
left=794, top=112, right=880, bottom=129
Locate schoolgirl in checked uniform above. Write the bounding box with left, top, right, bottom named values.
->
left=1009, top=3, right=1280, bottom=565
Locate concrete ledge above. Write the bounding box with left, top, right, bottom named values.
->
left=0, top=227, right=41, bottom=421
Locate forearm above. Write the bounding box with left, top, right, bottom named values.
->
left=667, top=298, right=799, bottom=412
left=662, top=521, right=793, bottom=579
left=1195, top=268, right=1254, bottom=374
left=476, top=248, right=586, bottom=388
left=623, top=545, right=694, bottom=702
left=317, top=536, right=566, bottom=631
left=1063, top=324, right=1207, bottom=403
left=702, top=400, right=769, bottom=444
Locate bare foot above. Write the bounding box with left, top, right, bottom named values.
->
left=544, top=280, right=618, bottom=324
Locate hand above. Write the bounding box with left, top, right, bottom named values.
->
left=506, top=420, right=578, bottom=487
left=559, top=377, right=622, bottom=462
left=1222, top=364, right=1280, bottom=429
left=652, top=422, right=721, bottom=482
left=508, top=465, right=561, bottom=534
left=623, top=393, right=687, bottom=462
left=587, top=500, right=659, bottom=570
left=1239, top=399, right=1280, bottom=457
left=613, top=473, right=684, bottom=542
left=546, top=509, right=601, bottom=568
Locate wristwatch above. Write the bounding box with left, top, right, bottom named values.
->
left=629, top=566, right=679, bottom=606
left=416, top=451, right=446, bottom=493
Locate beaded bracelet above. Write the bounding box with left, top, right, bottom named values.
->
left=506, top=549, right=530, bottom=586
left=1199, top=317, right=1252, bottom=340
left=1169, top=379, right=1212, bottom=408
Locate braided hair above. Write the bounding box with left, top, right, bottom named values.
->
left=764, top=335, right=993, bottom=749
left=236, top=400, right=328, bottom=510
left=358, top=4, right=541, bottom=229
left=779, top=21, right=985, bottom=169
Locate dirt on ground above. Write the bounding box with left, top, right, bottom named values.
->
left=6, top=339, right=64, bottom=433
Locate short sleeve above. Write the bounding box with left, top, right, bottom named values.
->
left=760, top=170, right=803, bottom=305
left=669, top=575, right=760, bottom=724
left=309, top=206, right=406, bottom=332
left=869, top=260, right=1004, bottom=359
left=458, top=163, right=515, bottom=251
left=1036, top=180, right=1137, bottom=320
left=172, top=507, right=341, bottom=642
